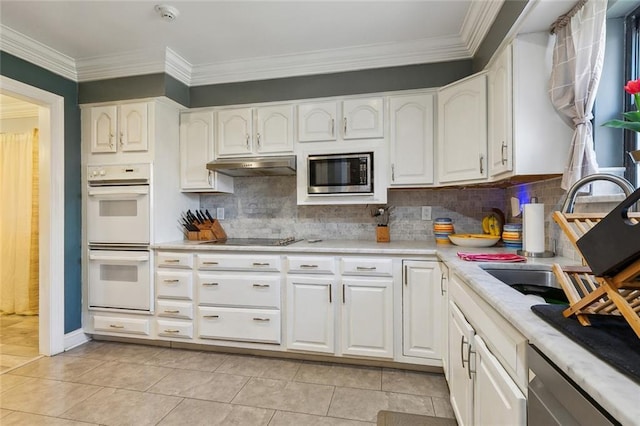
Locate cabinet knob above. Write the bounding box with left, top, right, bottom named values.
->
left=501, top=142, right=508, bottom=165
left=256, top=132, right=261, bottom=148
left=343, top=117, right=348, bottom=135
left=246, top=134, right=250, bottom=150
left=252, top=317, right=270, bottom=322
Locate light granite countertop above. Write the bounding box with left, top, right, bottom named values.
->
left=153, top=239, right=638, bottom=424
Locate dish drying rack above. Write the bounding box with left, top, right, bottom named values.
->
left=552, top=210, right=640, bottom=338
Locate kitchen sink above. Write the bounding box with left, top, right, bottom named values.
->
left=481, top=267, right=569, bottom=304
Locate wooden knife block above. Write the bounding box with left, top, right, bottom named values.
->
left=376, top=226, right=390, bottom=243
left=186, top=219, right=227, bottom=241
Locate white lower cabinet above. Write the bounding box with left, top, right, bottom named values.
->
left=402, top=260, right=443, bottom=360
left=93, top=315, right=151, bottom=336
left=156, top=319, right=193, bottom=339
left=198, top=306, right=281, bottom=343
left=448, top=273, right=526, bottom=426
left=286, top=276, right=335, bottom=354
left=341, top=277, right=393, bottom=358
left=286, top=256, right=393, bottom=359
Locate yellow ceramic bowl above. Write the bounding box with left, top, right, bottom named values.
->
left=448, top=234, right=500, bottom=247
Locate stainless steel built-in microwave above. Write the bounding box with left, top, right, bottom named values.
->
left=307, top=152, right=373, bottom=194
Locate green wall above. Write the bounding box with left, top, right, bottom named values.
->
left=0, top=51, right=82, bottom=334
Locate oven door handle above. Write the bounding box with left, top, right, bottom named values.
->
left=88, top=187, right=149, bottom=196
left=89, top=253, right=149, bottom=262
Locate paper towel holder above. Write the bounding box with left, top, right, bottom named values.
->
left=517, top=239, right=556, bottom=258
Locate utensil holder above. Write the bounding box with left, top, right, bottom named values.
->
left=376, top=226, right=390, bottom=243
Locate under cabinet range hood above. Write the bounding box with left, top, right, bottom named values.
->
left=206, top=155, right=297, bottom=177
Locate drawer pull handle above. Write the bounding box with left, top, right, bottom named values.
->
left=253, top=317, right=270, bottom=322
left=252, top=284, right=270, bottom=288
left=356, top=266, right=376, bottom=271
left=203, top=315, right=220, bottom=319
left=163, top=309, right=180, bottom=314
left=252, top=262, right=270, bottom=266
left=300, top=264, right=319, bottom=268
left=164, top=279, right=180, bottom=283
left=109, top=324, right=125, bottom=329
left=202, top=282, right=219, bottom=286
left=164, top=259, right=180, bottom=263
left=202, top=261, right=219, bottom=265
left=163, top=329, right=180, bottom=334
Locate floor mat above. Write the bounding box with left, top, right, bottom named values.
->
left=377, top=411, right=457, bottom=426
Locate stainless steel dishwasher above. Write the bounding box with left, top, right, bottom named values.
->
left=527, top=344, right=618, bottom=426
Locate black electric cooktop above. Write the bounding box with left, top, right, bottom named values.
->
left=200, top=237, right=298, bottom=246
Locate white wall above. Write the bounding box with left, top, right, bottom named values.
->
left=1, top=116, right=38, bottom=133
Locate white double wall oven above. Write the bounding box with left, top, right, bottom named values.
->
left=86, top=164, right=153, bottom=312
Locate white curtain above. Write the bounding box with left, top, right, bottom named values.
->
left=549, top=0, right=607, bottom=190
left=0, top=130, right=39, bottom=315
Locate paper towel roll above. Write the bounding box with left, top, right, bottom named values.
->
left=523, top=203, right=545, bottom=253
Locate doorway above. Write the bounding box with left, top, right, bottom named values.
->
left=0, top=76, right=65, bottom=358
left=0, top=94, right=41, bottom=370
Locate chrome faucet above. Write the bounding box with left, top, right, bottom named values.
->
left=561, top=173, right=635, bottom=213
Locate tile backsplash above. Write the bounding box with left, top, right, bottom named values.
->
left=200, top=176, right=507, bottom=242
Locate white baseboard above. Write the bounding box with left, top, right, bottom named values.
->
left=64, top=328, right=91, bottom=351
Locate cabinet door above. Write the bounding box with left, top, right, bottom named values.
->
left=473, top=335, right=526, bottom=426
left=256, top=105, right=294, bottom=154
left=217, top=108, right=253, bottom=156
left=389, top=94, right=434, bottom=185
left=341, top=278, right=393, bottom=358
left=437, top=74, right=487, bottom=183
left=488, top=47, right=513, bottom=177
left=180, top=111, right=215, bottom=190
left=448, top=301, right=475, bottom=426
left=402, top=261, right=442, bottom=360
left=440, top=263, right=450, bottom=381
left=286, top=276, right=335, bottom=353
left=119, top=103, right=148, bottom=152
left=90, top=105, right=118, bottom=153
left=297, top=101, right=338, bottom=142
left=342, top=98, right=384, bottom=139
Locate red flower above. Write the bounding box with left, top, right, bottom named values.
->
left=624, top=78, right=640, bottom=95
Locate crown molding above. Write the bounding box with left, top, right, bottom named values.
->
left=75, top=49, right=166, bottom=82
left=190, top=35, right=470, bottom=86
left=460, top=0, right=505, bottom=54
left=0, top=25, right=77, bottom=81
left=164, top=48, right=192, bottom=85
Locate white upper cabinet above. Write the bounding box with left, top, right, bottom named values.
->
left=342, top=97, right=384, bottom=139
left=255, top=105, right=294, bottom=154
left=180, top=111, right=234, bottom=193
left=217, top=107, right=254, bottom=156
left=217, top=105, right=294, bottom=157
left=488, top=32, right=573, bottom=179
left=298, top=101, right=338, bottom=142
left=90, top=102, right=148, bottom=154
left=389, top=93, right=435, bottom=186
left=437, top=73, right=488, bottom=184
left=488, top=46, right=513, bottom=177
left=298, top=97, right=384, bottom=142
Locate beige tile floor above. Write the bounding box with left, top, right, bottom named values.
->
left=0, top=315, right=40, bottom=373
left=0, top=340, right=456, bottom=425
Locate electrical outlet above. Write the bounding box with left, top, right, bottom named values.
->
left=216, top=207, right=224, bottom=220
left=421, top=206, right=432, bottom=221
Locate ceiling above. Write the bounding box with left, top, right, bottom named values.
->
left=1, top=0, right=625, bottom=87
left=0, top=0, right=508, bottom=85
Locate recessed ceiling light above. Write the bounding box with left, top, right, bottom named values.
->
left=155, top=4, right=179, bottom=22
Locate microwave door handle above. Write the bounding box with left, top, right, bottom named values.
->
left=89, top=253, right=149, bottom=262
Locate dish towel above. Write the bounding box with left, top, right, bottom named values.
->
left=457, top=252, right=527, bottom=262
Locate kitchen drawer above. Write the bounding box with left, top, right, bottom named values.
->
left=156, top=252, right=193, bottom=269
left=156, top=300, right=193, bottom=319
left=156, top=270, right=193, bottom=300
left=197, top=273, right=281, bottom=308
left=93, top=315, right=150, bottom=336
left=156, top=319, right=193, bottom=339
left=287, top=256, right=336, bottom=274
left=341, top=257, right=393, bottom=276
left=198, top=306, right=281, bottom=344
left=196, top=253, right=281, bottom=272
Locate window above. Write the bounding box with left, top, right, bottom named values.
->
left=625, top=5, right=640, bottom=186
